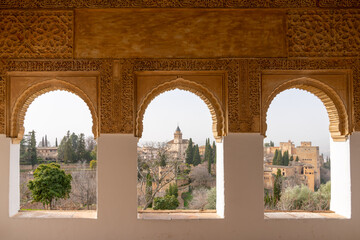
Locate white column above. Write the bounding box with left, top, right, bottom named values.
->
left=223, top=133, right=264, bottom=221
left=330, top=137, right=351, bottom=218
left=97, top=134, right=138, bottom=220
left=216, top=141, right=224, bottom=218
left=9, top=142, right=20, bottom=217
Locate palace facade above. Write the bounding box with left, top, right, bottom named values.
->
left=1, top=1, right=360, bottom=239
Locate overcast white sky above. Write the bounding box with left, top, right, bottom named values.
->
left=140, top=89, right=215, bottom=146
left=24, top=88, right=330, bottom=155
left=265, top=89, right=330, bottom=157
left=24, top=91, right=93, bottom=146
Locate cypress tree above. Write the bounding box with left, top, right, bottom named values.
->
left=295, top=156, right=299, bottom=162
left=20, top=138, right=27, bottom=163
left=55, top=138, right=58, bottom=147
left=145, top=172, right=153, bottom=208
left=29, top=130, right=38, bottom=169
left=159, top=152, right=166, bottom=167
left=203, top=139, right=212, bottom=173
left=63, top=131, right=72, bottom=164
left=208, top=152, right=211, bottom=174
left=283, top=151, right=289, bottom=166
left=185, top=138, right=194, bottom=165
left=277, top=151, right=283, bottom=166
left=77, top=133, right=86, bottom=162
left=289, top=155, right=294, bottom=162
left=193, top=145, right=201, bottom=166
left=273, top=169, right=282, bottom=203
left=212, top=141, right=216, bottom=164
left=204, top=139, right=210, bottom=164
left=272, top=150, right=279, bottom=165
left=166, top=183, right=178, bottom=198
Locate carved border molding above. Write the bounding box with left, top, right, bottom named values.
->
left=261, top=74, right=352, bottom=141
left=0, top=0, right=317, bottom=9
left=7, top=77, right=99, bottom=143
left=121, top=59, right=242, bottom=133
left=248, top=58, right=360, bottom=131
left=0, top=60, right=113, bottom=135
left=135, top=77, right=227, bottom=142
left=318, top=0, right=360, bottom=8
left=0, top=58, right=359, bottom=136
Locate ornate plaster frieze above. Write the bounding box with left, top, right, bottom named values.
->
left=133, top=72, right=227, bottom=142
left=0, top=58, right=359, bottom=137
left=0, top=0, right=316, bottom=9
left=318, top=0, right=360, bottom=8
left=0, top=10, right=73, bottom=59
left=287, top=9, right=360, bottom=57
left=7, top=75, right=100, bottom=143
left=261, top=72, right=352, bottom=141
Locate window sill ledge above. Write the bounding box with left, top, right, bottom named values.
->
left=137, top=210, right=221, bottom=220
left=264, top=211, right=346, bottom=219
left=12, top=210, right=97, bottom=219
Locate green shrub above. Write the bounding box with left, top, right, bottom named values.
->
left=90, top=160, right=97, bottom=170
left=165, top=183, right=178, bottom=198
left=181, top=191, right=193, bottom=208
left=205, top=187, right=216, bottom=209
left=314, top=181, right=331, bottom=210
left=28, top=163, right=72, bottom=209
left=153, top=195, right=179, bottom=210
left=278, top=184, right=315, bottom=211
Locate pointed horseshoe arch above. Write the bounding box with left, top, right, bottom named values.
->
left=135, top=78, right=227, bottom=142
left=261, top=77, right=351, bottom=141
left=9, top=79, right=99, bottom=143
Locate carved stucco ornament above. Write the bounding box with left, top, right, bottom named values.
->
left=135, top=78, right=226, bottom=142
left=261, top=76, right=353, bottom=142
left=6, top=72, right=100, bottom=143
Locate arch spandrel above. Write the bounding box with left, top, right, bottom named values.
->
left=261, top=73, right=354, bottom=142
left=6, top=72, right=100, bottom=143
left=135, top=77, right=227, bottom=142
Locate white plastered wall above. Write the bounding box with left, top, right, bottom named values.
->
left=1, top=133, right=360, bottom=239
left=330, top=137, right=351, bottom=218
left=9, top=142, right=20, bottom=217
left=216, top=140, right=224, bottom=218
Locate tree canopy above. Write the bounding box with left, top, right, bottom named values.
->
left=185, top=138, right=194, bottom=165
left=28, top=163, right=72, bottom=209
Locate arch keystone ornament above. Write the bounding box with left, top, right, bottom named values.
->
left=6, top=72, right=100, bottom=143
left=261, top=71, right=354, bottom=142
left=135, top=75, right=227, bottom=142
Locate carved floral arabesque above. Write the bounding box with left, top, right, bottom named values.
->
left=318, top=0, right=360, bottom=8
left=128, top=59, right=242, bottom=133
left=0, top=0, right=316, bottom=9
left=287, top=9, right=360, bottom=57
left=0, top=60, right=113, bottom=135
left=0, top=11, right=73, bottom=59
left=252, top=58, right=360, bottom=132
left=136, top=78, right=226, bottom=142
left=0, top=58, right=359, bottom=136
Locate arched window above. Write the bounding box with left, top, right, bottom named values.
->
left=264, top=87, right=350, bottom=219
left=137, top=89, right=224, bottom=219
left=11, top=90, right=97, bottom=218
